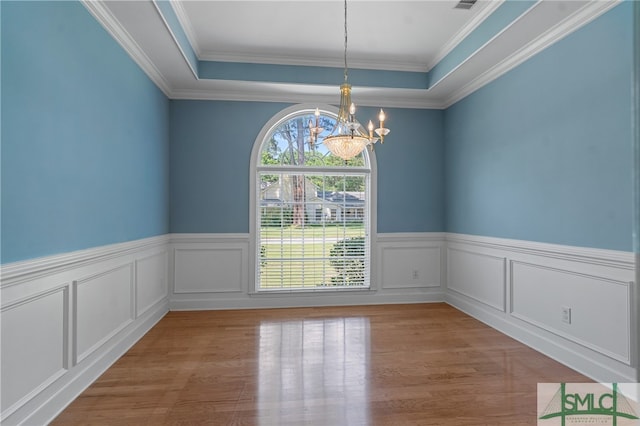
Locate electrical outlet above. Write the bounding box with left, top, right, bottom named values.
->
left=412, top=270, right=419, bottom=280
left=561, top=306, right=571, bottom=324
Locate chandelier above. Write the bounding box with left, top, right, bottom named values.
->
left=309, top=0, right=389, bottom=160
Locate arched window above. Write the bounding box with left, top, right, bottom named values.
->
left=250, top=105, right=375, bottom=292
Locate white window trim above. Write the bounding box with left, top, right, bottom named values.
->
left=249, top=103, right=378, bottom=294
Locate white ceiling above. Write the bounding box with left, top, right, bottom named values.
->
left=179, top=1, right=495, bottom=71
left=86, top=0, right=620, bottom=108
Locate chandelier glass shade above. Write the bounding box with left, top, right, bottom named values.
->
left=310, top=0, right=389, bottom=160
left=322, top=83, right=371, bottom=160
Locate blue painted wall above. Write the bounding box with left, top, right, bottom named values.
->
left=371, top=106, right=445, bottom=233
left=169, top=101, right=288, bottom=233
left=2, top=0, right=633, bottom=263
left=169, top=101, right=445, bottom=233
left=1, top=1, right=170, bottom=263
left=444, top=3, right=633, bottom=251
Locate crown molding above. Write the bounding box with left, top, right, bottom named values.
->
left=80, top=0, right=172, bottom=97
left=150, top=0, right=198, bottom=79
left=429, top=1, right=539, bottom=92
left=425, top=0, right=506, bottom=72
left=170, top=86, right=446, bottom=109
left=169, top=0, right=202, bottom=59
left=83, top=0, right=621, bottom=110
left=441, top=0, right=621, bottom=108
left=197, top=50, right=429, bottom=73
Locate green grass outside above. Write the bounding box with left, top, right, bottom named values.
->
left=260, top=223, right=364, bottom=239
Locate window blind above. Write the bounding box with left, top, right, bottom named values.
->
left=257, top=171, right=370, bottom=291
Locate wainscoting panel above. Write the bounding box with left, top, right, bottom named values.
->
left=1, top=286, right=69, bottom=419
left=0, top=236, right=169, bottom=426
left=511, top=260, right=631, bottom=363
left=445, top=233, right=636, bottom=383
left=447, top=248, right=506, bottom=312
left=73, top=264, right=134, bottom=364
left=174, top=247, right=246, bottom=294
left=136, top=251, right=169, bottom=317
left=377, top=237, right=442, bottom=290
left=169, top=233, right=446, bottom=310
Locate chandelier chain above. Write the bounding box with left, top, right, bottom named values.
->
left=313, top=0, right=389, bottom=161
left=343, top=0, right=348, bottom=83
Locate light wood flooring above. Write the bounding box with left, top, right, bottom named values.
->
left=52, top=303, right=589, bottom=425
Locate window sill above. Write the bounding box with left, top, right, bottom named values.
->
left=249, top=287, right=376, bottom=297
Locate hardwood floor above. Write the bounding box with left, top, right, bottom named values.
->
left=51, top=303, right=589, bottom=425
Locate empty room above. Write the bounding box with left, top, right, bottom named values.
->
left=2, top=0, right=639, bottom=425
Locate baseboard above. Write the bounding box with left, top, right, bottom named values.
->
left=170, top=290, right=445, bottom=311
